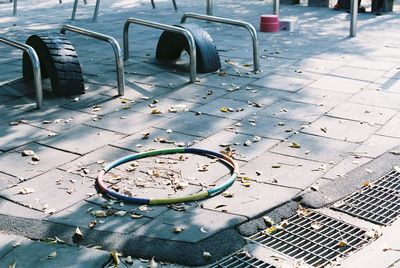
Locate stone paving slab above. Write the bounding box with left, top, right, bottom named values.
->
left=111, top=127, right=202, bottom=152
left=224, top=85, right=291, bottom=106
left=307, top=75, right=370, bottom=94
left=238, top=151, right=326, bottom=190
left=292, top=57, right=345, bottom=74
left=0, top=234, right=28, bottom=259
left=354, top=134, right=400, bottom=158
left=369, top=77, right=400, bottom=92
left=286, top=87, right=351, bottom=109
left=0, top=142, right=78, bottom=180
left=38, top=125, right=125, bottom=155
left=201, top=178, right=300, bottom=218
left=346, top=59, right=398, bottom=71
left=192, top=97, right=263, bottom=120
left=250, top=73, right=313, bottom=92
left=194, top=130, right=279, bottom=161
left=301, top=116, right=380, bottom=143
left=0, top=173, right=19, bottom=191
left=229, top=114, right=307, bottom=140
left=46, top=201, right=151, bottom=234
left=269, top=133, right=359, bottom=163
left=134, top=208, right=246, bottom=243
left=165, top=83, right=229, bottom=104
left=0, top=169, right=95, bottom=214
left=327, top=101, right=397, bottom=125
left=330, top=66, right=386, bottom=82
left=197, top=74, right=256, bottom=89
left=0, top=122, right=49, bottom=152
left=157, top=112, right=236, bottom=138
left=256, top=99, right=329, bottom=123
left=84, top=109, right=169, bottom=135
left=101, top=81, right=171, bottom=100
left=349, top=89, right=400, bottom=109
left=0, top=198, right=45, bottom=220
left=320, top=155, right=372, bottom=180
left=376, top=113, right=400, bottom=138
left=0, top=234, right=109, bottom=268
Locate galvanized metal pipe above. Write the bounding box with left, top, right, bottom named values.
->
left=0, top=37, right=43, bottom=109
left=13, top=0, right=17, bottom=15
left=206, top=0, right=213, bottom=15
left=123, top=18, right=197, bottom=83
left=71, top=0, right=79, bottom=20
left=273, top=0, right=280, bottom=16
left=181, top=12, right=260, bottom=72
left=60, top=24, right=125, bottom=96
left=350, top=0, right=358, bottom=37
left=93, top=0, right=101, bottom=22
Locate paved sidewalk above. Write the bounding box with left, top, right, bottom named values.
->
left=0, top=0, right=400, bottom=266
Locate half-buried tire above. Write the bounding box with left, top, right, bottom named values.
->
left=23, top=33, right=84, bottom=96
left=156, top=23, right=221, bottom=73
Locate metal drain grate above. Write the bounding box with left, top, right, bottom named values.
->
left=211, top=253, right=275, bottom=268
left=249, top=211, right=369, bottom=267
left=333, top=169, right=400, bottom=225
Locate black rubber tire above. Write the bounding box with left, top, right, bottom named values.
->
left=23, top=33, right=84, bottom=96
left=155, top=23, right=221, bottom=73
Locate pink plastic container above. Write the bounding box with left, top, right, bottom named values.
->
left=260, top=15, right=279, bottom=32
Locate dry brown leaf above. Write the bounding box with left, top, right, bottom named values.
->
left=222, top=191, right=234, bottom=198
left=203, top=251, right=212, bottom=260
left=219, top=107, right=229, bottom=113
left=131, top=213, right=144, bottom=219
left=111, top=250, right=121, bottom=265
left=47, top=251, right=57, bottom=259
left=289, top=142, right=301, bottom=149
left=173, top=227, right=184, bottom=233
left=263, top=216, right=274, bottom=226
left=311, top=221, right=323, bottom=230
left=148, top=257, right=158, bottom=268
left=8, top=260, right=16, bottom=268
left=18, top=187, right=35, bottom=195
left=337, top=240, right=348, bottom=247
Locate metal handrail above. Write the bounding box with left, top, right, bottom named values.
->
left=60, top=24, right=125, bottom=96
left=206, top=0, right=213, bottom=15
left=181, top=12, right=260, bottom=72
left=0, top=37, right=43, bottom=109
left=123, top=18, right=197, bottom=83
left=273, top=0, right=280, bottom=16
left=71, top=0, right=95, bottom=21
left=350, top=0, right=358, bottom=37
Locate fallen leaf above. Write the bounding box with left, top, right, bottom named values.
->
left=131, top=213, right=144, bottom=219
left=271, top=164, right=281, bottom=168
left=222, top=190, right=234, bottom=198
left=394, top=166, right=400, bottom=173
left=311, top=221, right=323, bottom=230
left=88, top=220, right=96, bottom=228
left=31, top=155, right=40, bottom=162
left=18, top=187, right=35, bottom=195
left=203, top=251, right=212, bottom=260
left=297, top=206, right=312, bottom=217
left=126, top=256, right=133, bottom=264
left=263, top=216, right=274, bottom=226
left=220, top=107, right=229, bottom=113
left=8, top=260, right=16, bottom=268
left=92, top=210, right=107, bottom=218
left=200, top=227, right=208, bottom=234
left=42, top=120, right=53, bottom=124
left=74, top=227, right=84, bottom=240
left=252, top=136, right=261, bottom=142
left=173, top=227, right=184, bottom=233
left=142, top=132, right=150, bottom=139
left=289, top=142, right=301, bottom=149
left=364, top=228, right=382, bottom=240
left=114, top=211, right=127, bottom=217
left=166, top=129, right=173, bottom=133
left=310, top=184, right=320, bottom=192
left=151, top=109, right=162, bottom=114
left=243, top=140, right=252, bottom=146
left=111, top=250, right=121, bottom=265
left=21, top=150, right=35, bottom=156
left=337, top=240, right=348, bottom=247
left=148, top=257, right=158, bottom=268
left=320, top=127, right=328, bottom=133
left=265, top=226, right=277, bottom=234
left=47, top=251, right=57, bottom=259
left=362, top=181, right=371, bottom=187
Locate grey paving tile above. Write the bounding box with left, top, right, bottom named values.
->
left=58, top=145, right=133, bottom=179
left=122, top=59, right=167, bottom=76
left=354, top=134, right=400, bottom=158
left=308, top=75, right=370, bottom=94
left=327, top=102, right=397, bottom=124
left=383, top=67, right=400, bottom=79
left=0, top=197, right=46, bottom=220
left=126, top=71, right=189, bottom=89
left=0, top=169, right=95, bottom=213
left=239, top=152, right=326, bottom=189
left=366, top=77, right=400, bottom=93
left=0, top=122, right=49, bottom=151
left=377, top=113, right=400, bottom=138
left=101, top=81, right=170, bottom=100
left=197, top=74, right=256, bottom=89
left=21, top=107, right=92, bottom=133
left=165, top=83, right=228, bottom=104
left=200, top=178, right=300, bottom=218
left=269, top=133, right=358, bottom=163
left=194, top=130, right=279, bottom=161
left=111, top=127, right=202, bottom=152
left=0, top=106, right=26, bottom=125
left=256, top=99, right=328, bottom=123
left=250, top=74, right=313, bottom=92
left=84, top=109, right=169, bottom=135
left=346, top=59, right=398, bottom=71
left=0, top=234, right=29, bottom=259
left=301, top=116, right=380, bottom=143
left=129, top=97, right=200, bottom=117
left=223, top=86, right=291, bottom=106
left=157, top=112, right=236, bottom=138
left=38, top=125, right=125, bottom=155
left=259, top=56, right=299, bottom=69
left=192, top=97, right=262, bottom=120
left=46, top=201, right=150, bottom=234
left=229, top=115, right=307, bottom=140
left=321, top=156, right=372, bottom=181
left=286, top=87, right=351, bottom=109
left=134, top=208, right=246, bottom=243
left=293, top=57, right=345, bottom=74
left=0, top=142, right=78, bottom=180
left=0, top=172, right=19, bottom=191
left=330, top=66, right=386, bottom=82
left=349, top=89, right=400, bottom=109
left=0, top=236, right=109, bottom=268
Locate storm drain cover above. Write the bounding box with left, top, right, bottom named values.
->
left=333, top=168, right=400, bottom=225
left=249, top=211, right=370, bottom=267
left=210, top=252, right=275, bottom=268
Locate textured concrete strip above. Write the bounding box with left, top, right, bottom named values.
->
left=301, top=147, right=400, bottom=208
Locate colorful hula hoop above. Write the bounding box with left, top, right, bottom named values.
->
left=96, top=148, right=239, bottom=205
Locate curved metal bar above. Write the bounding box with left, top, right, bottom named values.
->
left=123, top=18, right=197, bottom=83
left=181, top=12, right=260, bottom=72
left=0, top=37, right=43, bottom=109
left=60, top=24, right=125, bottom=96
left=350, top=0, right=358, bottom=37
left=93, top=0, right=101, bottom=22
